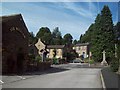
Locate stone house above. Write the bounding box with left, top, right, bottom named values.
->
left=1, top=14, right=29, bottom=74
left=73, top=43, right=90, bottom=59
left=35, top=39, right=65, bottom=59
left=46, top=45, right=65, bottom=59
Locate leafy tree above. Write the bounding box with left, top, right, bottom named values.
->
left=36, top=27, right=52, bottom=45
left=63, top=33, right=73, bottom=45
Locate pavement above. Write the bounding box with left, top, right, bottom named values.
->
left=1, top=63, right=103, bottom=88
left=101, top=67, right=119, bottom=89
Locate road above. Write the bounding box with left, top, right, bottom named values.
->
left=2, top=63, right=102, bottom=88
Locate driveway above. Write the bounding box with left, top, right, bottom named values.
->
left=2, top=63, right=102, bottom=88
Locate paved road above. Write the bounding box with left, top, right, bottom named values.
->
left=2, top=63, right=102, bottom=88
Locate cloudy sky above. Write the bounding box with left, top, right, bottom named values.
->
left=1, top=2, right=118, bottom=40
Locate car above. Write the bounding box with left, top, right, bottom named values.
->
left=73, top=59, right=81, bottom=63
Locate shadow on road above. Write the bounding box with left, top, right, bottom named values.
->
left=3, top=67, right=70, bottom=76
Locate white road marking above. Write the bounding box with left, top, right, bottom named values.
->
left=16, top=76, right=26, bottom=80
left=0, top=80, right=4, bottom=84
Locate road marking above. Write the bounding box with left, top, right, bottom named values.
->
left=0, top=80, right=4, bottom=84
left=17, top=76, right=26, bottom=80
left=100, top=72, right=106, bottom=90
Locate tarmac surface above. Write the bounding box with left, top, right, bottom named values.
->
left=2, top=63, right=102, bottom=88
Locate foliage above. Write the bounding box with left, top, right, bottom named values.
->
left=89, top=59, right=95, bottom=64
left=29, top=32, right=37, bottom=44
left=36, top=27, right=52, bottom=45
left=53, top=57, right=59, bottom=64
left=45, top=58, right=52, bottom=62
left=80, top=5, right=115, bottom=62
left=63, top=50, right=78, bottom=62
left=51, top=27, right=63, bottom=45
left=114, top=22, right=120, bottom=59
left=35, top=55, right=42, bottom=62
left=79, top=24, right=95, bottom=43
left=63, top=33, right=73, bottom=45
left=28, top=54, right=35, bottom=61
left=73, top=39, right=78, bottom=45
left=110, top=57, right=119, bottom=72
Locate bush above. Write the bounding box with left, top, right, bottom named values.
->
left=110, top=57, right=119, bottom=72
left=35, top=55, right=42, bottom=62
left=89, top=59, right=94, bottom=64
left=28, top=54, right=35, bottom=61
left=45, top=58, right=52, bottom=62
left=53, top=58, right=59, bottom=64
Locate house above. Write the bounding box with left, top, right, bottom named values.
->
left=35, top=39, right=65, bottom=60
left=1, top=14, right=29, bottom=74
left=73, top=43, right=90, bottom=59
left=46, top=45, right=65, bottom=59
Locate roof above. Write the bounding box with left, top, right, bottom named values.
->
left=1, top=13, right=30, bottom=39
left=47, top=45, right=65, bottom=49
left=0, top=14, right=22, bottom=22
left=74, top=43, right=89, bottom=46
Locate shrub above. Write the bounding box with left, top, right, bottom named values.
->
left=35, top=55, right=42, bottom=62
left=89, top=59, right=94, bottom=64
left=110, top=57, right=119, bottom=72
left=53, top=58, right=58, bottom=64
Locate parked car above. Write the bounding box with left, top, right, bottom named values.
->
left=73, top=59, right=81, bottom=63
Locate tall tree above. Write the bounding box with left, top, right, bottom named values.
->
left=36, top=27, right=52, bottom=45
left=52, top=27, right=63, bottom=45
left=91, top=5, right=115, bottom=62
left=80, top=24, right=95, bottom=43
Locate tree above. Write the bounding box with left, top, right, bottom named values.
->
left=91, top=5, right=115, bottom=62
left=63, top=33, right=73, bottom=45
left=73, top=39, right=78, bottom=45
left=80, top=24, right=95, bottom=43
left=29, top=32, right=37, bottom=44
left=114, top=22, right=120, bottom=72
left=51, top=27, right=63, bottom=45
left=79, top=34, right=83, bottom=43
left=36, top=27, right=52, bottom=45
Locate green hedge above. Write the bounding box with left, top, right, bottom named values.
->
left=110, top=57, right=119, bottom=72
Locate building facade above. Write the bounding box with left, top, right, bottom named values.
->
left=46, top=45, right=65, bottom=59
left=35, top=39, right=65, bottom=59
left=73, top=43, right=90, bottom=59
left=1, top=14, right=29, bottom=74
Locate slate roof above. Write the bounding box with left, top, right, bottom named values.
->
left=47, top=45, right=65, bottom=49
left=0, top=14, right=22, bottom=22
left=74, top=43, right=89, bottom=46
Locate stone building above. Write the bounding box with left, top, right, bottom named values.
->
left=46, top=45, right=65, bottom=59
left=1, top=14, right=29, bottom=74
left=35, top=39, right=65, bottom=59
left=73, top=43, right=90, bottom=59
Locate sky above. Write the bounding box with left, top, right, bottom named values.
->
left=0, top=2, right=119, bottom=40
